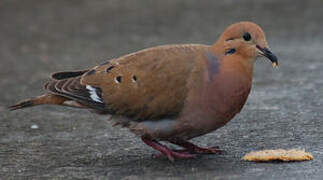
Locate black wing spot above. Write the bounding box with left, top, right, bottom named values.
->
left=132, top=75, right=137, bottom=82
left=86, top=69, right=96, bottom=76
left=115, top=76, right=122, bottom=83
left=106, top=66, right=115, bottom=73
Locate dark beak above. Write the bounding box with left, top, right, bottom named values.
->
left=256, top=45, right=278, bottom=68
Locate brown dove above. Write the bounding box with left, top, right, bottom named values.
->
left=9, top=21, right=278, bottom=161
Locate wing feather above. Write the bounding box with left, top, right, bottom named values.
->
left=45, top=76, right=106, bottom=111
left=51, top=70, right=88, bottom=80
left=80, top=44, right=209, bottom=120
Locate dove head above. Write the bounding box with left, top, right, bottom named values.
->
left=214, top=21, right=278, bottom=68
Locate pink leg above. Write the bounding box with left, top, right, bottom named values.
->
left=170, top=139, right=223, bottom=154
left=141, top=137, right=195, bottom=162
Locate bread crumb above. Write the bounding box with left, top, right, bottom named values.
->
left=242, top=149, right=313, bottom=162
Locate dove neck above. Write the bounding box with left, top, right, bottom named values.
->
left=209, top=43, right=225, bottom=57
left=209, top=43, right=254, bottom=81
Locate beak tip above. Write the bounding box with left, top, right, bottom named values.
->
left=257, top=46, right=278, bottom=68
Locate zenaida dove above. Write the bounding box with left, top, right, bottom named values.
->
left=9, top=21, right=278, bottom=161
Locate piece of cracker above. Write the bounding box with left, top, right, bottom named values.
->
left=242, top=149, right=313, bottom=162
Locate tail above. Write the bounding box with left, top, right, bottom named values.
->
left=8, top=94, right=83, bottom=111
left=8, top=99, right=34, bottom=111
left=9, top=69, right=93, bottom=111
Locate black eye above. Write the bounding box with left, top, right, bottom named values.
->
left=243, top=32, right=252, bottom=41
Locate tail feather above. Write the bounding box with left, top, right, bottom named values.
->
left=8, top=99, right=34, bottom=111
left=8, top=94, right=69, bottom=111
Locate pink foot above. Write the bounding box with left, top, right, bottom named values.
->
left=141, top=137, right=195, bottom=162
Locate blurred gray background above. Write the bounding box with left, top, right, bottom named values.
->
left=1, top=0, right=323, bottom=179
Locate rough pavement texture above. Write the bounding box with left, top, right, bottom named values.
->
left=1, top=0, right=323, bottom=179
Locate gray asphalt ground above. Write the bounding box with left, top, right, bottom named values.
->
left=1, top=0, right=323, bottom=179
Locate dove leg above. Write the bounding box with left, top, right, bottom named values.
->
left=170, top=139, right=223, bottom=154
left=141, top=137, right=195, bottom=161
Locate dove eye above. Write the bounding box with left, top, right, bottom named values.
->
left=243, top=32, right=252, bottom=41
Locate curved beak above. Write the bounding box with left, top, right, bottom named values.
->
left=256, top=45, right=278, bottom=68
